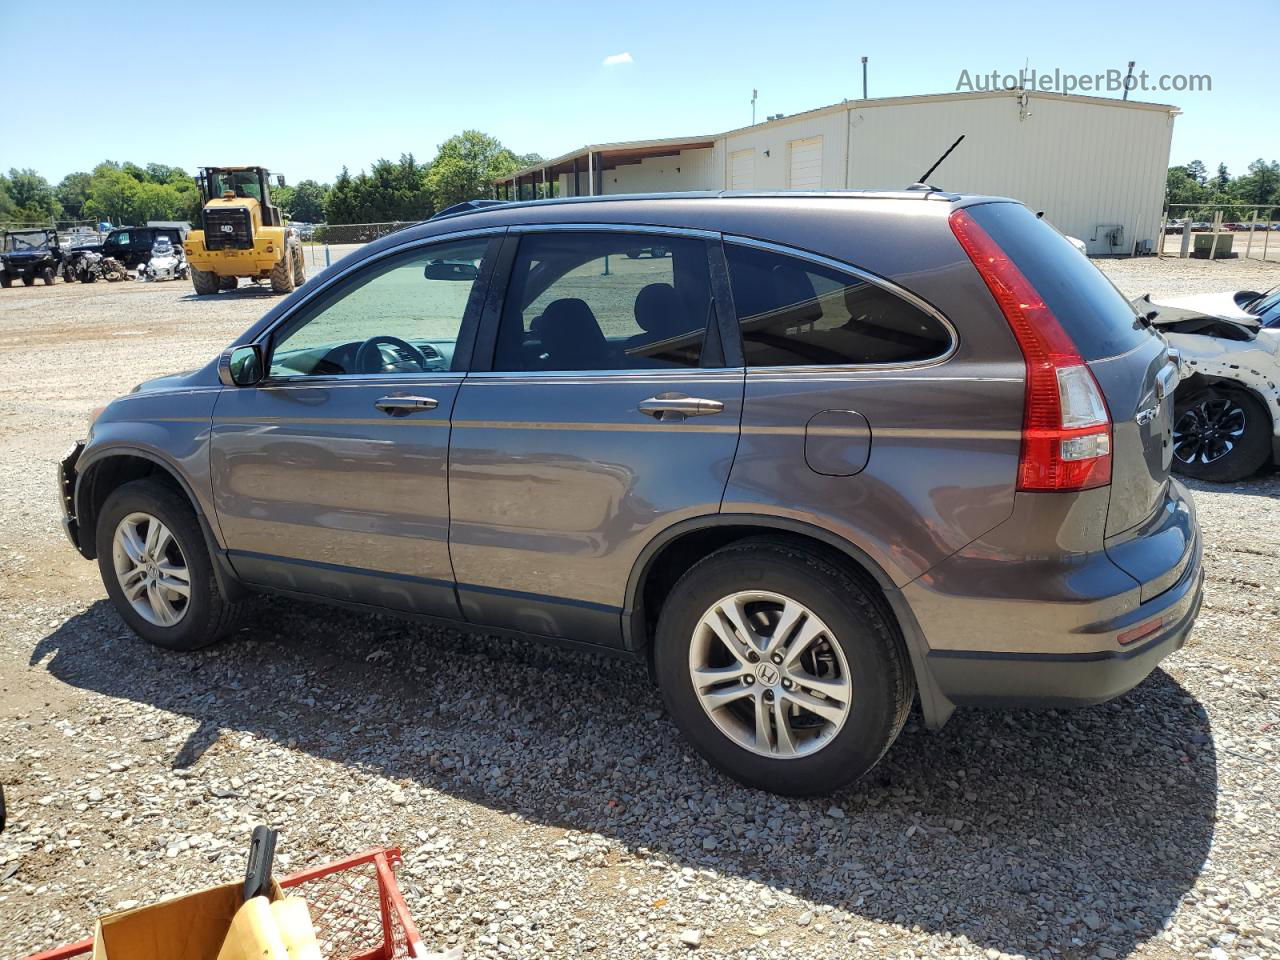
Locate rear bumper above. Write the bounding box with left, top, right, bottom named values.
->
left=926, top=553, right=1202, bottom=708
left=901, top=480, right=1203, bottom=718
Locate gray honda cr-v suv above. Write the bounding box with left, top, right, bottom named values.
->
left=58, top=191, right=1203, bottom=794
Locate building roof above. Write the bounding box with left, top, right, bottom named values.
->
left=496, top=88, right=1180, bottom=185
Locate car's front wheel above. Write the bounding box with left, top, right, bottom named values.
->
left=1172, top=387, right=1271, bottom=482
left=96, top=479, right=242, bottom=650
left=654, top=539, right=913, bottom=795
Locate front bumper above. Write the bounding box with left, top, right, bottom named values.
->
left=58, top=441, right=84, bottom=550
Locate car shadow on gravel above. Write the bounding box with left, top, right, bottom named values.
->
left=31, top=597, right=1217, bottom=958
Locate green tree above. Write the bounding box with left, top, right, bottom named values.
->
left=1214, top=163, right=1230, bottom=192
left=4, top=168, right=62, bottom=223
left=1231, top=159, right=1280, bottom=207
left=425, top=131, right=519, bottom=210
left=83, top=169, right=141, bottom=225
left=57, top=172, right=93, bottom=220
left=288, top=179, right=329, bottom=222
left=1185, top=159, right=1208, bottom=186
left=1166, top=165, right=1205, bottom=206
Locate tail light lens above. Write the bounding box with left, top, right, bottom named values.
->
left=950, top=208, right=1112, bottom=491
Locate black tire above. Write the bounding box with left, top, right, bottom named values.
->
left=291, top=245, right=305, bottom=286
left=0, top=273, right=10, bottom=288
left=41, top=267, right=56, bottom=285
left=21, top=275, right=35, bottom=286
left=81, top=269, right=97, bottom=283
left=1172, top=387, right=1272, bottom=483
left=653, top=538, right=913, bottom=795
left=96, top=479, right=243, bottom=651
left=219, top=275, right=238, bottom=291
left=269, top=248, right=295, bottom=294
left=191, top=267, right=220, bottom=295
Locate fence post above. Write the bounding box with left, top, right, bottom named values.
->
left=1179, top=219, right=1192, bottom=259
left=1246, top=214, right=1257, bottom=260
left=325, top=245, right=331, bottom=268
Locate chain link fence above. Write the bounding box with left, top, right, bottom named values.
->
left=299, top=221, right=418, bottom=274
left=1161, top=203, right=1279, bottom=262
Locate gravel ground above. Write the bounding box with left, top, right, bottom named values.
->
left=1, top=256, right=1279, bottom=960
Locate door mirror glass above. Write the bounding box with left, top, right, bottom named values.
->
left=423, top=259, right=479, bottom=282
left=219, top=344, right=263, bottom=386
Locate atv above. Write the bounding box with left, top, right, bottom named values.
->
left=0, top=229, right=63, bottom=287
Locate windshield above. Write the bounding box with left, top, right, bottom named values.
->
left=152, top=238, right=174, bottom=255
left=209, top=170, right=263, bottom=201
left=4, top=231, right=51, bottom=252
left=1246, top=284, right=1280, bottom=319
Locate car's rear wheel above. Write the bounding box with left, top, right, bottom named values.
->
left=96, top=479, right=242, bottom=650
left=654, top=539, right=913, bottom=795
left=1172, top=387, right=1271, bottom=482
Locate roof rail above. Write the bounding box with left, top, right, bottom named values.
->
left=429, top=199, right=510, bottom=221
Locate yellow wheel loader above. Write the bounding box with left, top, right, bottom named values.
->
left=185, top=166, right=306, bottom=296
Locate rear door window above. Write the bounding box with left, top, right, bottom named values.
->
left=963, top=201, right=1153, bottom=360
left=724, top=242, right=952, bottom=367
left=493, top=232, right=715, bottom=371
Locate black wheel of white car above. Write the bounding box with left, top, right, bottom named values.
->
left=1172, top=388, right=1271, bottom=482
left=96, top=479, right=242, bottom=650
left=654, top=539, right=913, bottom=795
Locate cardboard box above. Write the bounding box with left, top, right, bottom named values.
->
left=91, top=880, right=283, bottom=960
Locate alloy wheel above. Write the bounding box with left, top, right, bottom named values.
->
left=688, top=591, right=852, bottom=759
left=1173, top=397, right=1247, bottom=466
left=112, top=512, right=191, bottom=627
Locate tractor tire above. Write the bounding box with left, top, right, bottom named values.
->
left=292, top=246, right=305, bottom=287
left=219, top=276, right=238, bottom=291
left=22, top=276, right=36, bottom=286
left=191, top=268, right=221, bottom=295
left=42, top=267, right=57, bottom=285
left=269, top=250, right=296, bottom=294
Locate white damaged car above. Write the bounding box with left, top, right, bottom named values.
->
left=1134, top=285, right=1280, bottom=482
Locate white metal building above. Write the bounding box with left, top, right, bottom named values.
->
left=496, top=90, right=1179, bottom=256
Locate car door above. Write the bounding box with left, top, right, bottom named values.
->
left=209, top=232, right=500, bottom=618
left=448, top=226, right=745, bottom=647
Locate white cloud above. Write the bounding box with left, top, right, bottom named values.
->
left=602, top=52, right=634, bottom=67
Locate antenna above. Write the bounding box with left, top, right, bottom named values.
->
left=861, top=57, right=868, bottom=99
left=917, top=134, right=966, bottom=185
left=751, top=88, right=758, bottom=125
left=1122, top=60, right=1135, bottom=100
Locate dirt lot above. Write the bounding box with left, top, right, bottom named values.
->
left=2, top=256, right=1279, bottom=960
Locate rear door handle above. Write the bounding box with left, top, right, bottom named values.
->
left=375, top=395, right=438, bottom=415
left=638, top=395, right=725, bottom=421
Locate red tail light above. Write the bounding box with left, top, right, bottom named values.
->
left=949, top=209, right=1112, bottom=491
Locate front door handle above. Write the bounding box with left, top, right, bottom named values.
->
left=638, top=395, right=725, bottom=421
left=375, top=395, right=438, bottom=416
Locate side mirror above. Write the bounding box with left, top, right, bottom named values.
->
left=423, top=260, right=479, bottom=281
left=218, top=344, right=264, bottom=387
left=276, top=174, right=286, bottom=188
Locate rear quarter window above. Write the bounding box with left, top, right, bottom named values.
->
left=964, top=202, right=1152, bottom=360
left=725, top=243, right=953, bottom=367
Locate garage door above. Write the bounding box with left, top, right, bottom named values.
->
left=788, top=137, right=823, bottom=190
left=729, top=149, right=755, bottom=190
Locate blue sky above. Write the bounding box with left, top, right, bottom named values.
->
left=6, top=0, right=1276, bottom=186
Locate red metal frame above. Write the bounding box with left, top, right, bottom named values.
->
left=20, top=847, right=426, bottom=960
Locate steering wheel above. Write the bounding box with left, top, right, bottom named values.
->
left=354, top=335, right=429, bottom=374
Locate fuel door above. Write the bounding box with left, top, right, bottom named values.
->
left=804, top=409, right=872, bottom=476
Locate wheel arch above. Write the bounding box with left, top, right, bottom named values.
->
left=74, top=447, right=208, bottom=560
left=623, top=514, right=954, bottom=728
